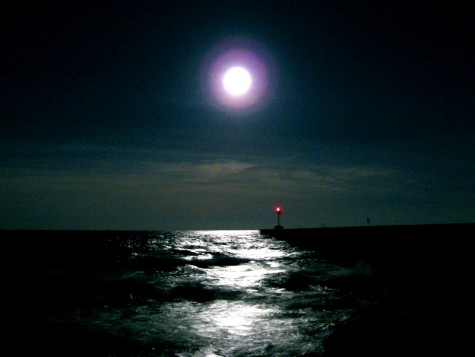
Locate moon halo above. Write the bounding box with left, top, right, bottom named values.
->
left=202, top=37, right=277, bottom=113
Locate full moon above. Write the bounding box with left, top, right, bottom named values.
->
left=222, top=66, right=252, bottom=96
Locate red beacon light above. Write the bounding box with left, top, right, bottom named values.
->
left=274, top=205, right=283, bottom=229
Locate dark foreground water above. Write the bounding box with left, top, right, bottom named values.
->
left=0, top=229, right=470, bottom=356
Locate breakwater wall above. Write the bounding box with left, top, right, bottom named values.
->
left=260, top=223, right=474, bottom=356
left=260, top=223, right=474, bottom=281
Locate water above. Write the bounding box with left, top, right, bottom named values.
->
left=0, top=230, right=427, bottom=356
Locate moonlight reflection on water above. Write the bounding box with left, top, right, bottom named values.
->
left=1, top=230, right=367, bottom=356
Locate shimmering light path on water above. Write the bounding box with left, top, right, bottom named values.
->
left=1, top=230, right=381, bottom=356
left=83, top=231, right=369, bottom=356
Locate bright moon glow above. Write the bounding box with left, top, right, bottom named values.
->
left=204, top=38, right=276, bottom=111
left=222, top=67, right=252, bottom=96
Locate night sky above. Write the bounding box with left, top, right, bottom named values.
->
left=1, top=1, right=474, bottom=230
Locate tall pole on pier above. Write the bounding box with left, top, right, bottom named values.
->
left=275, top=205, right=283, bottom=229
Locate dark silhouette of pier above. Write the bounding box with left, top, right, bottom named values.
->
left=260, top=223, right=474, bottom=355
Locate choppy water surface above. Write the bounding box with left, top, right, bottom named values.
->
left=1, top=230, right=382, bottom=356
